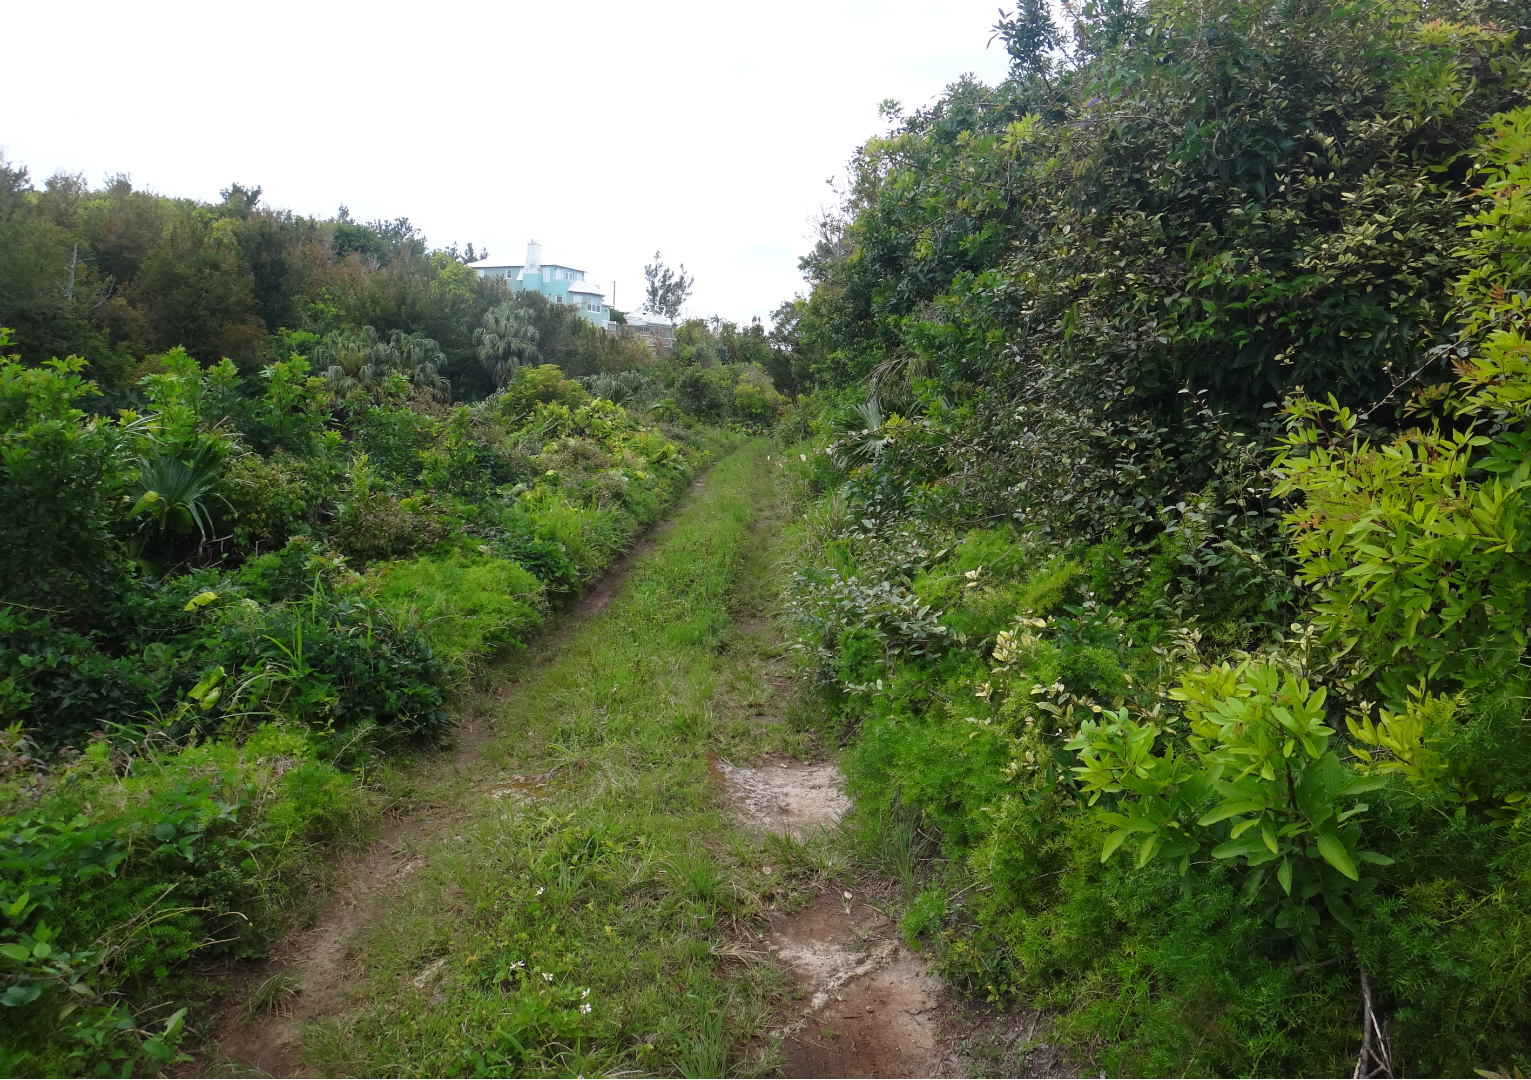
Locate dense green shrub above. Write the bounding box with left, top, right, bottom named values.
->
left=0, top=340, right=128, bottom=614
left=0, top=147, right=767, bottom=1074
left=777, top=10, right=1531, bottom=1070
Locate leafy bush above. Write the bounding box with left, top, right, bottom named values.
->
left=0, top=340, right=128, bottom=614
left=0, top=142, right=755, bottom=1071
left=376, top=552, right=544, bottom=676
left=775, top=2, right=1531, bottom=1073
left=0, top=725, right=365, bottom=1075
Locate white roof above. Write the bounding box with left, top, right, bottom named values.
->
left=469, top=258, right=590, bottom=272
left=624, top=311, right=674, bottom=328
left=567, top=279, right=605, bottom=297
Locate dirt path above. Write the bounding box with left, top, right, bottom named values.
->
left=203, top=452, right=1074, bottom=1078
left=706, top=484, right=952, bottom=1078
left=716, top=690, right=950, bottom=1077
left=203, top=481, right=711, bottom=1077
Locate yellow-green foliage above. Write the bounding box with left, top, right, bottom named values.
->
left=499, top=364, right=591, bottom=417
left=1275, top=106, right=1531, bottom=704
left=377, top=552, right=544, bottom=675
left=913, top=528, right=1081, bottom=640
left=517, top=489, right=628, bottom=576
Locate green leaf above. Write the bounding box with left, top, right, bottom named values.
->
left=183, top=590, right=219, bottom=612
left=1341, top=775, right=1389, bottom=795
left=1326, top=891, right=1359, bottom=933
left=1356, top=850, right=1395, bottom=865
left=1101, top=829, right=1130, bottom=863
left=1277, top=858, right=1293, bottom=895
left=1212, top=837, right=1258, bottom=861
left=0, top=943, right=30, bottom=962
left=1241, top=864, right=1269, bottom=903
left=1315, top=831, right=1359, bottom=881
left=154, top=821, right=176, bottom=842
left=1, top=984, right=40, bottom=1006
left=1261, top=815, right=1279, bottom=854
left=1197, top=800, right=1265, bottom=826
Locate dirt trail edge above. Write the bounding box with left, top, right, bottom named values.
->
left=714, top=645, right=950, bottom=1077
left=205, top=474, right=711, bottom=1078
left=711, top=462, right=1073, bottom=1079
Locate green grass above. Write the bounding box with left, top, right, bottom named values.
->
left=300, top=439, right=810, bottom=1077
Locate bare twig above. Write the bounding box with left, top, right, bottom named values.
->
left=1354, top=966, right=1393, bottom=1078
left=1293, top=956, right=1340, bottom=976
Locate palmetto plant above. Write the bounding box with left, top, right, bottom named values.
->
left=314, top=326, right=450, bottom=403
left=828, top=383, right=927, bottom=470
left=474, top=303, right=540, bottom=390
left=828, top=400, right=891, bottom=469
left=580, top=370, right=650, bottom=406
left=128, top=436, right=229, bottom=539
left=387, top=330, right=451, bottom=400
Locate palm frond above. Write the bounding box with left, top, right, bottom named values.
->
left=475, top=304, right=540, bottom=389
left=129, top=437, right=227, bottom=538
left=580, top=370, right=650, bottom=406
left=829, top=400, right=891, bottom=469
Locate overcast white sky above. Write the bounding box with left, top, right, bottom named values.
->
left=2, top=1, right=1014, bottom=325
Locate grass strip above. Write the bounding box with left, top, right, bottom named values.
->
left=301, top=438, right=796, bottom=1077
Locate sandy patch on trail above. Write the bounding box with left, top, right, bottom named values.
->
left=711, top=751, right=947, bottom=1076
left=715, top=754, right=850, bottom=837
left=768, top=890, right=943, bottom=1078
left=765, top=889, right=1077, bottom=1078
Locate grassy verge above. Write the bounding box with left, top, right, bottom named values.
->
left=298, top=438, right=804, bottom=1077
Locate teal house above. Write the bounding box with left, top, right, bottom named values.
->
left=469, top=241, right=611, bottom=328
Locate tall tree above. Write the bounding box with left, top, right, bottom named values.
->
left=642, top=252, right=693, bottom=323
left=473, top=302, right=540, bottom=390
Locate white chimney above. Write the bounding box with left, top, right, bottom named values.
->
left=525, top=239, right=542, bottom=277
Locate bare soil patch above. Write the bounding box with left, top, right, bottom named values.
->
left=768, top=889, right=943, bottom=1078
left=716, top=487, right=1078, bottom=1078
left=710, top=503, right=958, bottom=1078
left=765, top=886, right=1079, bottom=1079
left=716, top=753, right=850, bottom=838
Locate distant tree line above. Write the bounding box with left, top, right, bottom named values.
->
left=0, top=168, right=770, bottom=402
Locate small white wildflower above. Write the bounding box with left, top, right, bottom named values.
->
left=543, top=971, right=554, bottom=982
left=536, top=886, right=546, bottom=896
left=579, top=1002, right=592, bottom=1014
left=581, top=988, right=590, bottom=999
